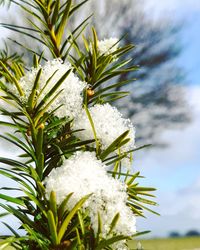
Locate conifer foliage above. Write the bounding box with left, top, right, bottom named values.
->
left=0, top=1, right=157, bottom=249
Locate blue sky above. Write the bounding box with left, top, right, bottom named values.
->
left=147, top=0, right=200, bottom=85
left=0, top=0, right=200, bottom=238
left=178, top=12, right=200, bottom=85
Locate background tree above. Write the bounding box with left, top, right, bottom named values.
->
left=0, top=0, right=190, bottom=146
left=169, top=231, right=181, bottom=238
left=185, top=230, right=200, bottom=237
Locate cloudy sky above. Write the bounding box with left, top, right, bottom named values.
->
left=135, top=86, right=200, bottom=237
left=0, top=0, right=199, bottom=238
left=133, top=0, right=200, bottom=237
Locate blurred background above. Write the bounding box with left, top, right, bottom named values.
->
left=0, top=0, right=199, bottom=240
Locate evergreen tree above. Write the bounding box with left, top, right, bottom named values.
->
left=0, top=1, right=157, bottom=249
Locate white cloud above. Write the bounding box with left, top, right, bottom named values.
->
left=135, top=85, right=200, bottom=170
left=160, top=177, right=200, bottom=219
left=137, top=177, right=200, bottom=237
left=134, top=85, right=200, bottom=237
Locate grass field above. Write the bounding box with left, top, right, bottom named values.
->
left=2, top=237, right=200, bottom=249
left=129, top=237, right=200, bottom=250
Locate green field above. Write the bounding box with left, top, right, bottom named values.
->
left=129, top=237, right=200, bottom=250
left=2, top=237, right=200, bottom=249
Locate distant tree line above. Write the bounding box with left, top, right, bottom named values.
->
left=169, top=230, right=200, bottom=238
